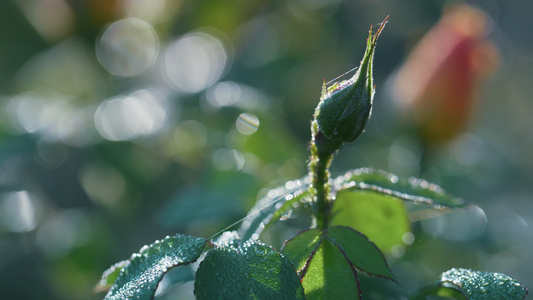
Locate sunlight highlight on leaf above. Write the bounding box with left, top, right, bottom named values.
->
left=412, top=268, right=529, bottom=300
left=332, top=190, right=410, bottom=254
left=333, top=168, right=465, bottom=208
left=104, top=234, right=206, bottom=300
left=282, top=226, right=395, bottom=299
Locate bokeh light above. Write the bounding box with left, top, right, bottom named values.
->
left=163, top=31, right=228, bottom=93
left=0, top=191, right=40, bottom=232
left=7, top=92, right=46, bottom=134
left=57, top=106, right=98, bottom=147
left=35, top=209, right=90, bottom=258
left=205, top=81, right=241, bottom=107
left=80, top=164, right=127, bottom=211
left=97, top=18, right=159, bottom=77
left=204, top=81, right=266, bottom=112
left=94, top=87, right=170, bottom=141
left=7, top=92, right=85, bottom=143
left=212, top=148, right=245, bottom=171
left=236, top=112, right=259, bottom=135
left=421, top=205, right=487, bottom=241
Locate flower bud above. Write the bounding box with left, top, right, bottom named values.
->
left=313, top=18, right=387, bottom=154
left=393, top=4, right=498, bottom=144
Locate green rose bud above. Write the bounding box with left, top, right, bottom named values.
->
left=313, top=17, right=387, bottom=155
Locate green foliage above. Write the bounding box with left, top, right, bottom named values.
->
left=102, top=234, right=207, bottom=300
left=96, top=16, right=528, bottom=300
left=331, top=190, right=410, bottom=253
left=326, top=226, right=396, bottom=281
left=281, top=226, right=395, bottom=299
left=194, top=240, right=305, bottom=300
left=332, top=168, right=465, bottom=208
left=412, top=268, right=529, bottom=300
left=1, top=0, right=531, bottom=299
left=96, top=260, right=129, bottom=293
left=239, top=178, right=311, bottom=241
left=329, top=167, right=466, bottom=253
left=283, top=228, right=361, bottom=299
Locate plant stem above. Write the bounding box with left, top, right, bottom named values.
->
left=309, top=122, right=335, bottom=230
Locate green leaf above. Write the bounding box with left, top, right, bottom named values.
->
left=104, top=234, right=207, bottom=300
left=281, top=229, right=323, bottom=272
left=239, top=177, right=310, bottom=241
left=194, top=241, right=305, bottom=300
left=212, top=230, right=241, bottom=248
left=282, top=227, right=395, bottom=299
left=441, top=268, right=528, bottom=299
left=410, top=284, right=466, bottom=300
left=95, top=260, right=129, bottom=293
left=302, top=237, right=360, bottom=300
left=333, top=168, right=465, bottom=208
left=325, top=226, right=396, bottom=281
left=331, top=190, right=410, bottom=254
left=413, top=268, right=529, bottom=300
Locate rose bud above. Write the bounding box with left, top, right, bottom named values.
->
left=313, top=17, right=387, bottom=155
left=393, top=4, right=499, bottom=144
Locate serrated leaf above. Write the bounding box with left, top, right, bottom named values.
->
left=104, top=234, right=207, bottom=300
left=194, top=241, right=305, bottom=300
left=333, top=168, right=465, bottom=209
left=325, top=226, right=395, bottom=281
left=281, top=228, right=323, bottom=272
left=438, top=268, right=528, bottom=300
left=284, top=229, right=401, bottom=299
left=282, top=227, right=397, bottom=299
left=95, top=260, right=129, bottom=293
left=302, top=237, right=360, bottom=300
left=331, top=190, right=410, bottom=253
left=239, top=177, right=310, bottom=241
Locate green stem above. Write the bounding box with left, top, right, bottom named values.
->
left=309, top=121, right=336, bottom=230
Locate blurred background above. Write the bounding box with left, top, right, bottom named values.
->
left=0, top=0, right=531, bottom=299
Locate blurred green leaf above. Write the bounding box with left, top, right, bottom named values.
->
left=104, top=234, right=207, bottom=300
left=412, top=268, right=529, bottom=300
left=410, top=285, right=466, bottom=300
left=239, top=177, right=310, bottom=241
left=333, top=168, right=465, bottom=208
left=331, top=190, right=410, bottom=254
left=194, top=240, right=305, bottom=300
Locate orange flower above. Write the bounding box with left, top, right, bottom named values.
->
left=394, top=4, right=499, bottom=144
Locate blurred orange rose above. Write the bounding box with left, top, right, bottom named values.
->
left=394, top=4, right=499, bottom=144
